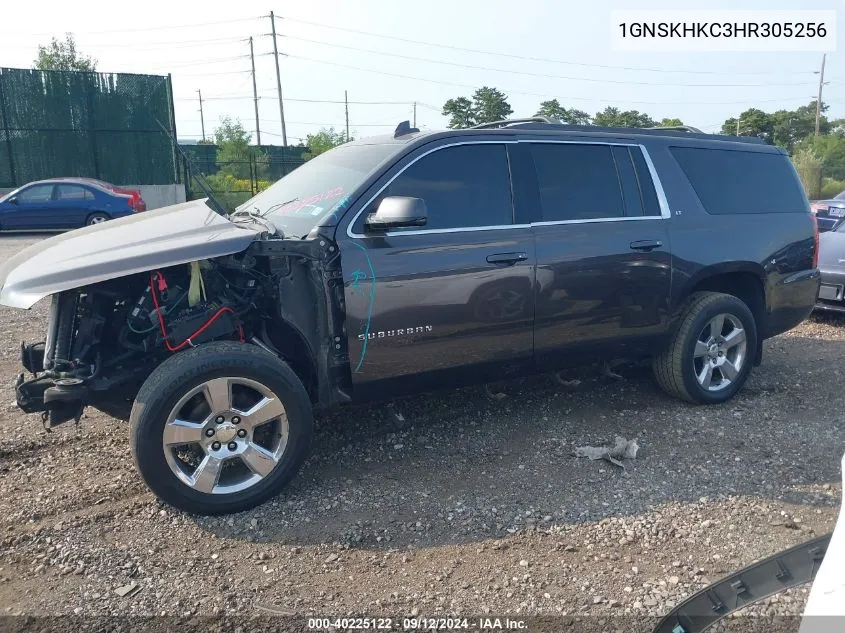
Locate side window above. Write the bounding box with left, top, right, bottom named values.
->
left=530, top=144, right=624, bottom=222
left=669, top=146, right=807, bottom=215
left=630, top=147, right=662, bottom=217
left=56, top=185, right=94, bottom=201
left=382, top=144, right=513, bottom=231
left=17, top=185, right=55, bottom=203
left=611, top=146, right=644, bottom=217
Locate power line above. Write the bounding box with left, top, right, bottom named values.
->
left=260, top=119, right=397, bottom=127
left=279, top=15, right=816, bottom=77
left=260, top=130, right=305, bottom=142
left=174, top=94, right=419, bottom=104
left=165, top=55, right=251, bottom=69
left=173, top=70, right=252, bottom=78
left=281, top=34, right=816, bottom=88
left=283, top=54, right=817, bottom=106
left=21, top=17, right=261, bottom=36
left=8, top=36, right=252, bottom=50
left=285, top=97, right=416, bottom=105
left=175, top=94, right=256, bottom=101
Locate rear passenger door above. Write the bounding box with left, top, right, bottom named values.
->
left=339, top=141, right=536, bottom=396
left=527, top=141, right=673, bottom=367
left=53, top=184, right=96, bottom=228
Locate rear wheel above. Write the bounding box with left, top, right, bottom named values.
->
left=86, top=212, right=109, bottom=226
left=130, top=341, right=313, bottom=514
left=653, top=292, right=757, bottom=404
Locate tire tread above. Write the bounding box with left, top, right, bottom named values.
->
left=653, top=292, right=752, bottom=404
left=129, top=341, right=313, bottom=515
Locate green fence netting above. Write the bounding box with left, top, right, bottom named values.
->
left=0, top=67, right=177, bottom=187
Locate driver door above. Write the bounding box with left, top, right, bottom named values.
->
left=2, top=184, right=56, bottom=230
left=337, top=141, right=536, bottom=398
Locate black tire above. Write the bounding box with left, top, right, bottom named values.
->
left=86, top=212, right=110, bottom=226
left=653, top=292, right=758, bottom=404
left=130, top=341, right=313, bottom=515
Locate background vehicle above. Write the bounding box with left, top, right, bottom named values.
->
left=814, top=220, right=845, bottom=312
left=0, top=119, right=819, bottom=515
left=811, top=190, right=845, bottom=232
left=0, top=178, right=146, bottom=230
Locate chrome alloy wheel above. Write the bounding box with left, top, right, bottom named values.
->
left=162, top=377, right=288, bottom=495
left=692, top=313, right=747, bottom=392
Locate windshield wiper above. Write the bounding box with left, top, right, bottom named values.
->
left=258, top=197, right=300, bottom=218
left=230, top=208, right=279, bottom=236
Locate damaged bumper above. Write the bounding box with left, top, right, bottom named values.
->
left=15, top=341, right=89, bottom=426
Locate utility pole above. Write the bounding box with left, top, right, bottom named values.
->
left=249, top=37, right=261, bottom=146
left=736, top=116, right=740, bottom=136
left=269, top=11, right=288, bottom=146
left=197, top=89, right=205, bottom=142
left=413, top=102, right=417, bottom=128
left=344, top=90, right=349, bottom=141
left=815, top=53, right=826, bottom=137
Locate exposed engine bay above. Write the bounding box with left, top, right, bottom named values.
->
left=14, top=240, right=348, bottom=428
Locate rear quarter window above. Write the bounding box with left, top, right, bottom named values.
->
left=669, top=146, right=808, bottom=215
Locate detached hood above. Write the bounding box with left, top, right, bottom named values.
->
left=818, top=230, right=845, bottom=272
left=0, top=199, right=262, bottom=309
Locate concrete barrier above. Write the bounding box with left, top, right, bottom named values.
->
left=127, top=185, right=186, bottom=210
left=0, top=184, right=186, bottom=211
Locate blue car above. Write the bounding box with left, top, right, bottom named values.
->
left=0, top=178, right=146, bottom=231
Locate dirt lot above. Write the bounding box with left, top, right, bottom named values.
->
left=0, top=234, right=842, bottom=630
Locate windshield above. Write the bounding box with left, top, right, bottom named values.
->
left=835, top=190, right=845, bottom=201
left=238, top=143, right=398, bottom=238
left=0, top=187, right=21, bottom=203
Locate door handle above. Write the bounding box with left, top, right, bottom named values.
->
left=486, top=252, right=528, bottom=265
left=629, top=240, right=663, bottom=252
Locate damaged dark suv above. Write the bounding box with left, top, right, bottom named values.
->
left=0, top=119, right=819, bottom=515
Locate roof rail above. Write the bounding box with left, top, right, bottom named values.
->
left=453, top=118, right=763, bottom=143
left=471, top=117, right=558, bottom=129
left=394, top=120, right=420, bottom=138
left=645, top=125, right=703, bottom=133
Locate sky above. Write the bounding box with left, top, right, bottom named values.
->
left=1, top=0, right=842, bottom=144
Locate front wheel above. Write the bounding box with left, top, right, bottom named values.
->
left=653, top=292, right=758, bottom=404
left=130, top=341, right=313, bottom=515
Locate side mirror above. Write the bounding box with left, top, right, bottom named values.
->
left=7, top=196, right=17, bottom=205
left=365, top=196, right=427, bottom=231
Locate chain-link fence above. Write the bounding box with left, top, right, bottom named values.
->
left=0, top=67, right=177, bottom=188
left=179, top=144, right=308, bottom=211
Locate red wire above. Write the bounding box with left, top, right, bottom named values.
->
left=149, top=272, right=241, bottom=352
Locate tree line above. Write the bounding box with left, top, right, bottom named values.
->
left=442, top=86, right=845, bottom=199
left=27, top=34, right=845, bottom=199
left=442, top=87, right=682, bottom=129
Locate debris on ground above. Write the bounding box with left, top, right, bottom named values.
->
left=575, top=436, right=640, bottom=468
left=601, top=361, right=625, bottom=381
left=113, top=582, right=142, bottom=598
left=553, top=372, right=582, bottom=389
left=484, top=384, right=507, bottom=400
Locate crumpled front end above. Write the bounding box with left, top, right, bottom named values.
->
left=14, top=254, right=268, bottom=427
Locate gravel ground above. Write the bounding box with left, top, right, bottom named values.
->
left=0, top=234, right=842, bottom=632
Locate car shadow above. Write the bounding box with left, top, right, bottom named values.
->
left=187, top=330, right=845, bottom=549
